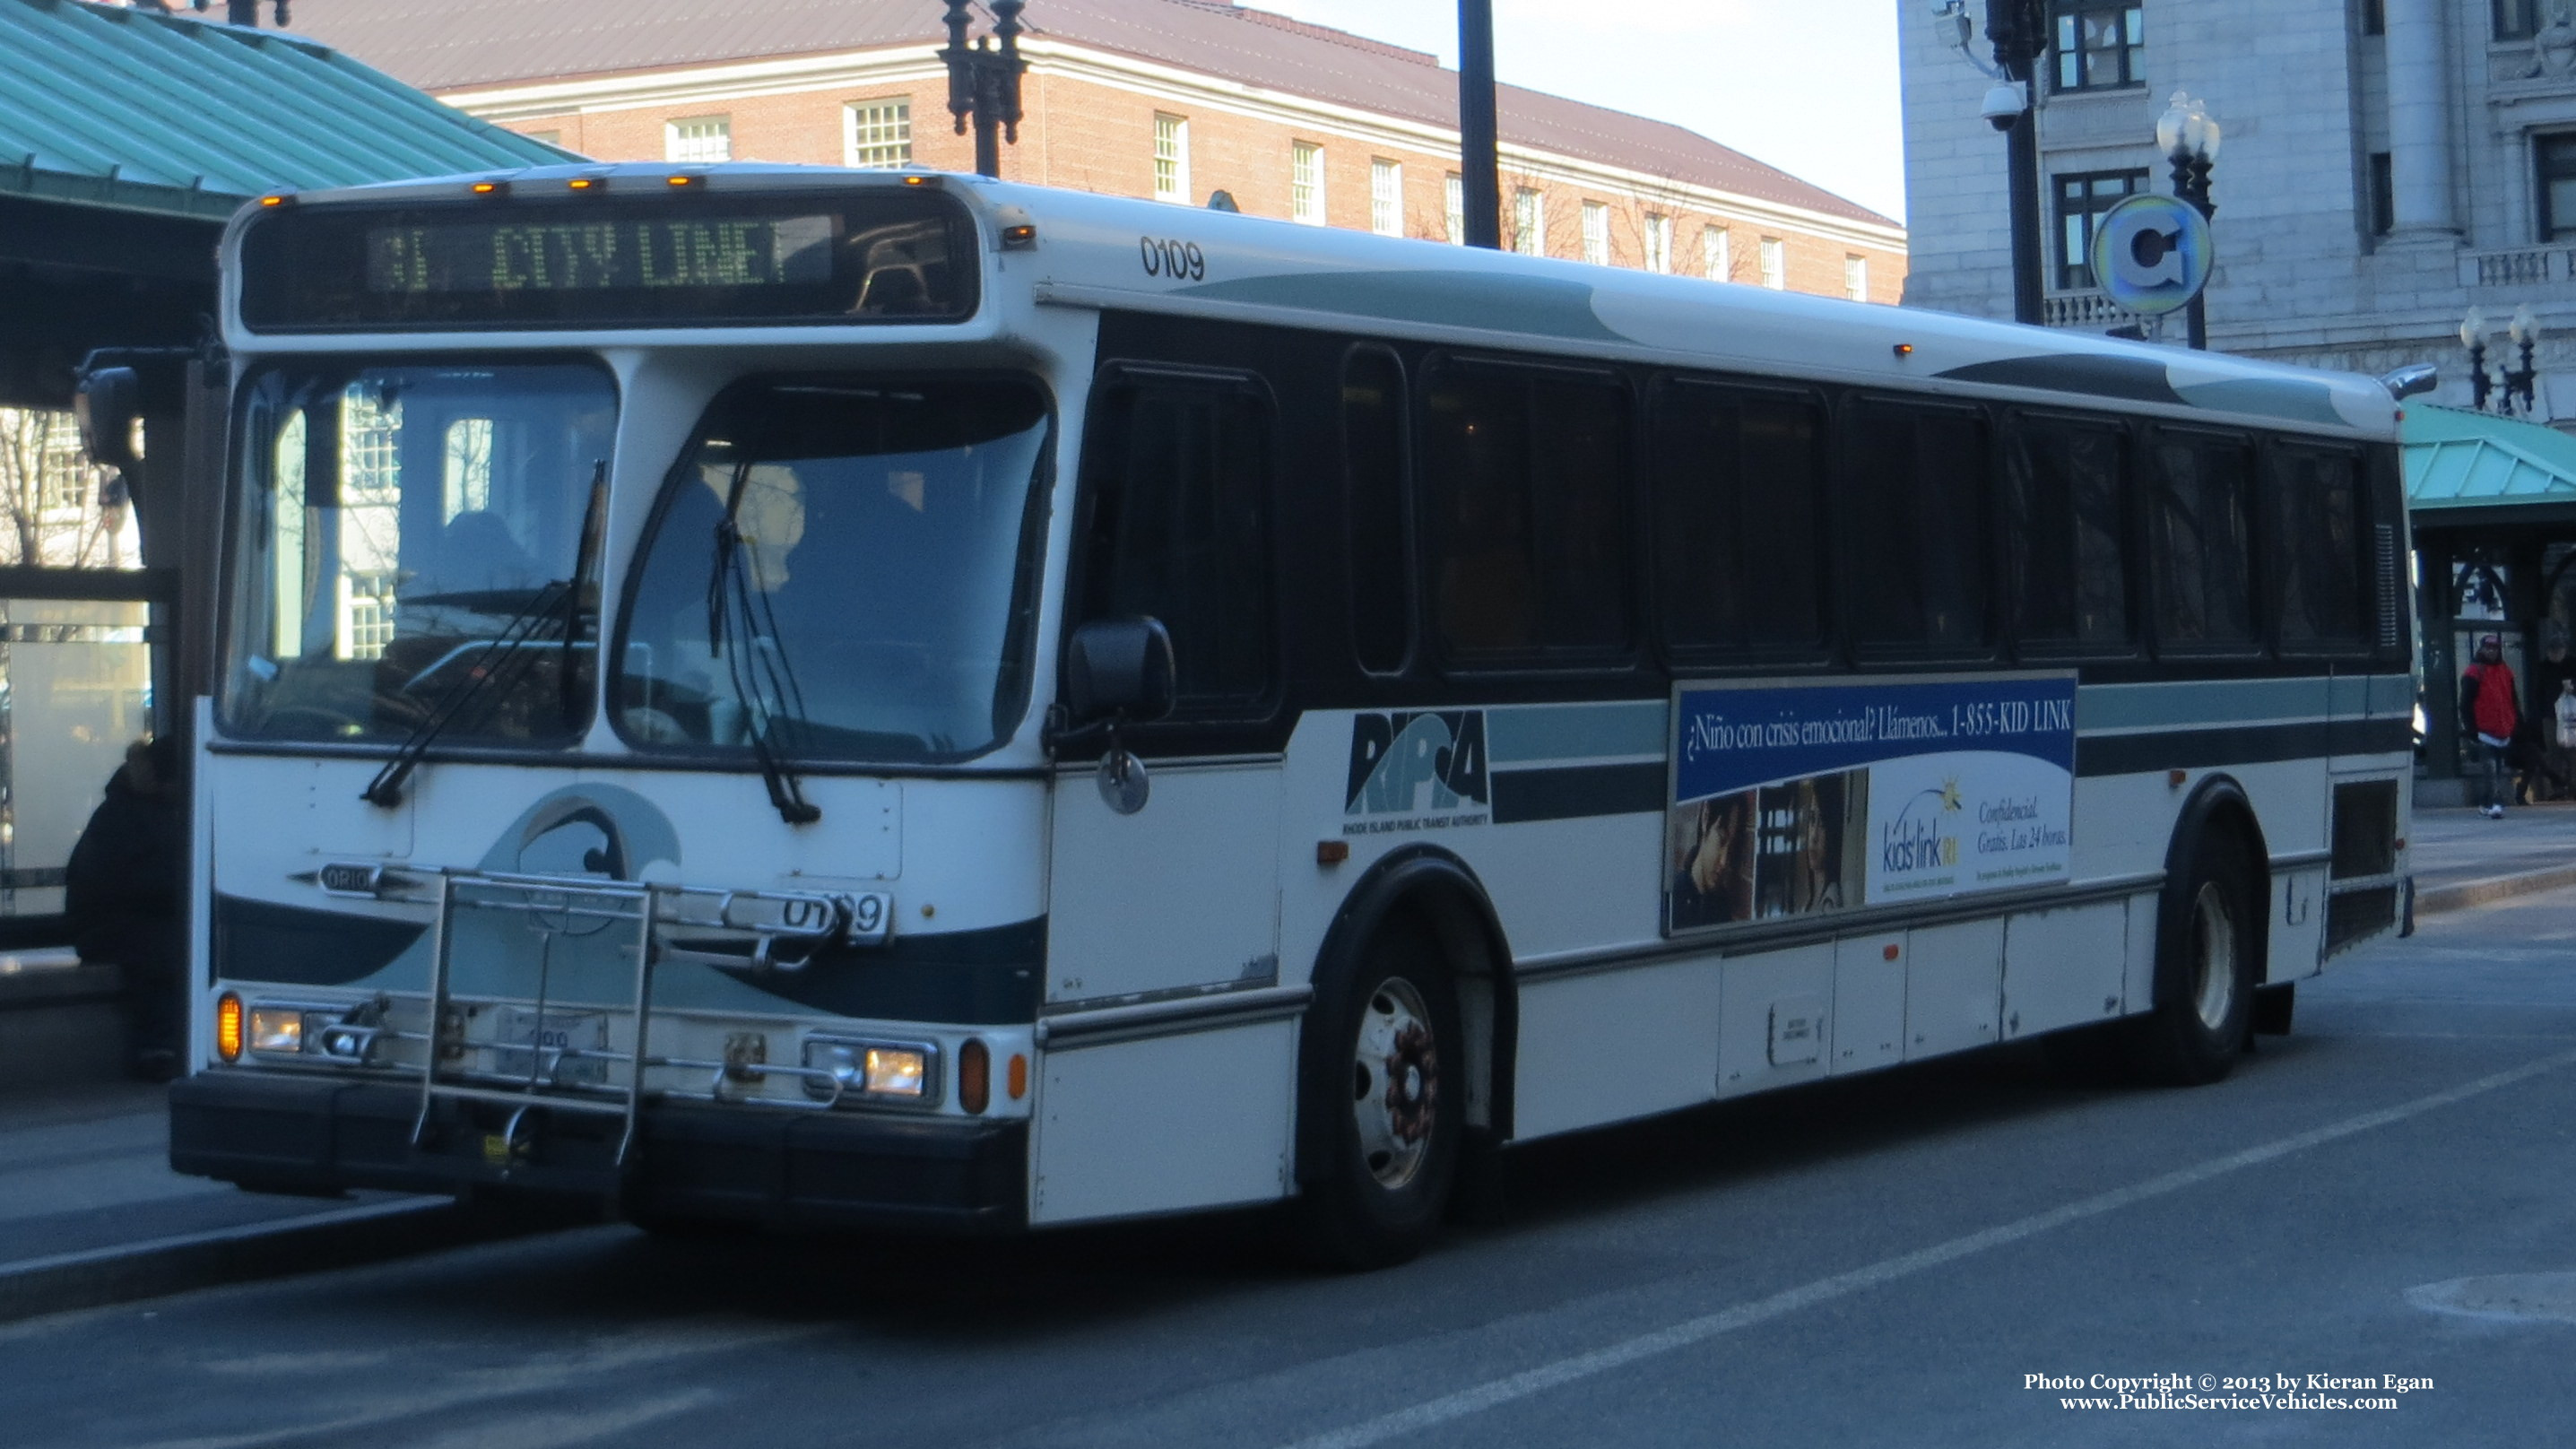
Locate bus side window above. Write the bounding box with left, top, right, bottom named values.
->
left=2003, top=413, right=2130, bottom=651
left=2147, top=431, right=2258, bottom=648
left=1650, top=379, right=1825, bottom=657
left=1421, top=362, right=1632, bottom=663
left=1843, top=398, right=1991, bottom=653
left=2268, top=444, right=2368, bottom=653
left=1079, top=379, right=1275, bottom=712
left=1341, top=347, right=1412, bottom=675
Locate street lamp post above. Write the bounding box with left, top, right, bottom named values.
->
left=1985, top=0, right=2048, bottom=325
left=1458, top=0, right=1502, bottom=249
left=2156, top=91, right=2221, bottom=350
left=941, top=0, right=1028, bottom=179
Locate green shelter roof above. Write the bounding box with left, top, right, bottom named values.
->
left=0, top=0, right=573, bottom=221
left=2405, top=404, right=2576, bottom=517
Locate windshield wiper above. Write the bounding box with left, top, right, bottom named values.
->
left=361, top=462, right=608, bottom=808
left=707, top=457, right=821, bottom=825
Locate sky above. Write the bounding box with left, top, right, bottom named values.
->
left=1248, top=1, right=1909, bottom=224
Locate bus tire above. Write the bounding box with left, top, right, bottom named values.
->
left=2127, top=829, right=2259, bottom=1086
left=1296, top=917, right=1464, bottom=1271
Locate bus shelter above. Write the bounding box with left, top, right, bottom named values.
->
left=0, top=0, right=562, bottom=949
left=2405, top=404, right=2576, bottom=803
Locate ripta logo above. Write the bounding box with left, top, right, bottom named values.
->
left=1346, top=712, right=1489, bottom=817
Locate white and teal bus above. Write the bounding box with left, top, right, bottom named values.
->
left=165, top=161, right=2412, bottom=1265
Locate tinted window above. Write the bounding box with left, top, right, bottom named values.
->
left=2270, top=444, right=2367, bottom=650
left=1079, top=380, right=1273, bottom=709
left=1422, top=363, right=1632, bottom=661
left=1651, top=380, right=1826, bottom=654
left=1844, top=401, right=1992, bottom=651
left=1343, top=349, right=1411, bottom=674
left=2004, top=414, right=2130, bottom=648
left=2147, top=432, right=2258, bottom=646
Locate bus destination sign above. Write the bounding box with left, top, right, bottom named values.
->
left=238, top=190, right=976, bottom=331
left=364, top=215, right=835, bottom=296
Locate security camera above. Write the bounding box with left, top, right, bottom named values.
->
left=1929, top=0, right=1973, bottom=50
left=1981, top=80, right=2027, bottom=131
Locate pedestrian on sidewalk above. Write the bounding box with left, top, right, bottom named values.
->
left=65, top=736, right=185, bottom=1082
left=2463, top=635, right=2520, bottom=819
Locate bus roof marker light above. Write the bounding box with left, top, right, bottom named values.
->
left=257, top=193, right=291, bottom=207
left=470, top=180, right=507, bottom=197
left=994, top=204, right=1037, bottom=249
left=666, top=173, right=699, bottom=188
left=1893, top=343, right=1914, bottom=360
left=567, top=177, right=599, bottom=192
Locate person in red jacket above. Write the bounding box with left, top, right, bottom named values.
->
left=2462, top=635, right=2521, bottom=818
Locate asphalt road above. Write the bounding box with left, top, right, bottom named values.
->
left=9, top=889, right=2576, bottom=1448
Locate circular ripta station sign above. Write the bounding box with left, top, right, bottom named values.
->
left=2087, top=193, right=2213, bottom=317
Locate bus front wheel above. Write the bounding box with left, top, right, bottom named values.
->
left=1297, top=921, right=1463, bottom=1270
left=2128, top=831, right=2259, bottom=1086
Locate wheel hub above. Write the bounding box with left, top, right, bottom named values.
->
left=2190, top=880, right=2237, bottom=1032
left=1350, top=977, right=1438, bottom=1188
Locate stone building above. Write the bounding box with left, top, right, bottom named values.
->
left=1900, top=0, right=2576, bottom=421
left=281, top=0, right=1905, bottom=301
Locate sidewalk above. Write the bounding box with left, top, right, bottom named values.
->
left=2409, top=800, right=2576, bottom=913
left=0, top=798, right=2566, bottom=1323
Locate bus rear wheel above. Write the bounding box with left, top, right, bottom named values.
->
left=2127, top=832, right=2259, bottom=1086
left=1297, top=924, right=1463, bottom=1270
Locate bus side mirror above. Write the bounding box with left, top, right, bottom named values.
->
left=1065, top=617, right=1175, bottom=724
left=74, top=366, right=143, bottom=474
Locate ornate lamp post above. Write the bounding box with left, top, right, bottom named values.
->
left=2155, top=91, right=2221, bottom=350
left=2461, top=306, right=2542, bottom=415
left=941, top=0, right=1028, bottom=179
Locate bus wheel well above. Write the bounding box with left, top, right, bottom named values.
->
left=1299, top=850, right=1517, bottom=1185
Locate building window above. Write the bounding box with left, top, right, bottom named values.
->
left=2498, top=0, right=2540, bottom=41
left=2052, top=2, right=2144, bottom=91
left=1582, top=202, right=1611, bottom=265
left=1445, top=173, right=1465, bottom=245
left=1703, top=224, right=1732, bottom=280
left=2369, top=152, right=2394, bottom=236
left=1293, top=142, right=1326, bottom=224
left=1154, top=113, right=1189, bottom=204
left=1644, top=213, right=1673, bottom=273
left=1758, top=237, right=1785, bottom=290
left=1844, top=255, right=1869, bottom=300
left=2055, top=169, right=2147, bottom=288
left=665, top=115, right=732, bottom=164
left=1371, top=159, right=1403, bottom=237
left=1513, top=187, right=1544, bottom=255
left=845, top=99, right=912, bottom=169
left=522, top=129, right=561, bottom=147
left=2539, top=134, right=2576, bottom=239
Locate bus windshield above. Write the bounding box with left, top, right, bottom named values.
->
left=219, top=361, right=619, bottom=745
left=612, top=375, right=1052, bottom=765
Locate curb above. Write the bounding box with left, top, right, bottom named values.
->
left=0, top=1197, right=519, bottom=1326
left=2414, top=863, right=2576, bottom=917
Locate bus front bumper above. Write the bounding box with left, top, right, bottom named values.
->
left=169, top=1072, right=1028, bottom=1232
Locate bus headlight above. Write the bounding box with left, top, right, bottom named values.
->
left=802, top=1035, right=941, bottom=1106
left=247, top=1008, right=306, bottom=1055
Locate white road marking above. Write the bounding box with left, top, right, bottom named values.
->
left=1282, top=1045, right=2576, bottom=1449
left=129, top=1320, right=824, bottom=1449
left=400, top=1387, right=723, bottom=1449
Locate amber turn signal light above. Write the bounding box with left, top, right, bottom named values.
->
left=215, top=992, right=244, bottom=1063
left=1007, top=1052, right=1028, bottom=1101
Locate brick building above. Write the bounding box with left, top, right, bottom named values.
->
left=282, top=0, right=1905, bottom=301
